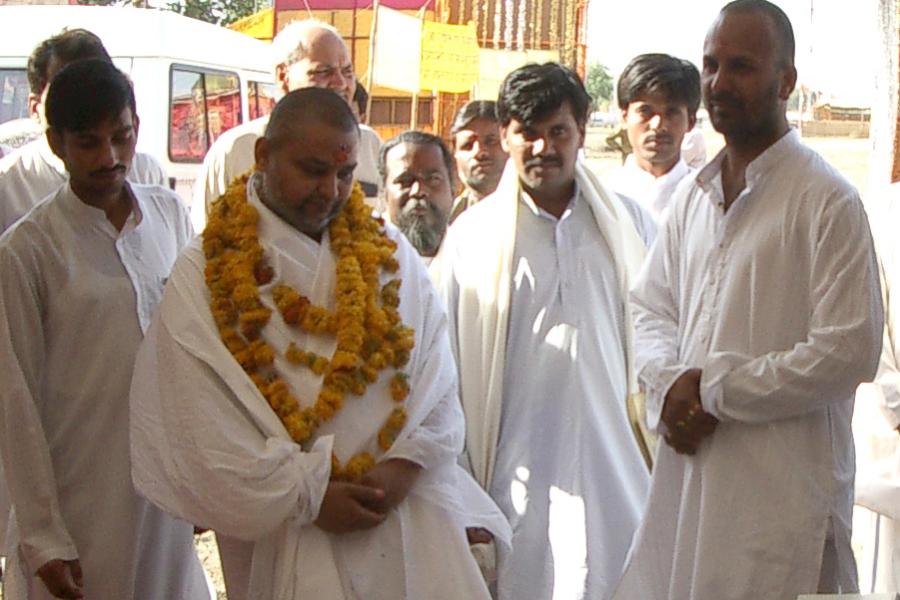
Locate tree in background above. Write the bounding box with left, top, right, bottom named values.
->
left=585, top=62, right=613, bottom=111
left=74, top=0, right=262, bottom=24
left=166, top=0, right=262, bottom=25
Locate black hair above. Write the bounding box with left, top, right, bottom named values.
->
left=45, top=59, right=135, bottom=133
left=496, top=62, right=591, bottom=128
left=617, top=54, right=701, bottom=115
left=264, top=87, right=358, bottom=147
left=450, top=100, right=499, bottom=135
left=354, top=83, right=369, bottom=118
left=27, top=29, right=111, bottom=96
left=721, top=0, right=795, bottom=66
left=378, top=130, right=455, bottom=186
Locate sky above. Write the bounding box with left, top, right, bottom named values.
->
left=586, top=0, right=879, bottom=106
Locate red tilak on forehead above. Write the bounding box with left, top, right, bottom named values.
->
left=333, top=144, right=350, bottom=164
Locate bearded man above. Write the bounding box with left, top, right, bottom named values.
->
left=130, top=87, right=509, bottom=600
left=379, top=130, right=455, bottom=262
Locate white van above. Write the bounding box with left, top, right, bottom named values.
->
left=0, top=5, right=276, bottom=203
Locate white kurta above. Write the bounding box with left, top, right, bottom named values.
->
left=853, top=181, right=900, bottom=592
left=130, top=176, right=509, bottom=599
left=606, top=156, right=693, bottom=225
left=615, top=129, right=883, bottom=600
left=439, top=167, right=655, bottom=600
left=0, top=136, right=167, bottom=233
left=0, top=183, right=208, bottom=600
left=190, top=117, right=383, bottom=231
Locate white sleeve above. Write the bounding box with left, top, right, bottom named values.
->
left=0, top=247, right=78, bottom=572
left=130, top=314, right=333, bottom=542
left=874, top=228, right=900, bottom=427
left=700, top=192, right=883, bottom=423
left=629, top=204, right=691, bottom=432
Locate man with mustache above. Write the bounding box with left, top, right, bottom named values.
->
left=0, top=59, right=208, bottom=600
left=435, top=62, right=655, bottom=599
left=0, top=28, right=167, bottom=234
left=612, top=1, right=882, bottom=598
left=448, top=101, right=508, bottom=224
left=379, top=131, right=455, bottom=261
left=191, top=19, right=383, bottom=230
left=129, top=87, right=509, bottom=600
left=606, top=53, right=701, bottom=225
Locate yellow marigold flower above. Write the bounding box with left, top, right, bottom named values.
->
left=360, top=365, right=378, bottom=383
left=344, top=453, right=375, bottom=481
left=284, top=412, right=313, bottom=443
left=251, top=340, right=274, bottom=367
left=390, top=372, right=410, bottom=402
left=331, top=350, right=358, bottom=370
left=386, top=406, right=405, bottom=427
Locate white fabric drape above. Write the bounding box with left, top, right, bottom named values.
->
left=433, top=159, right=652, bottom=491
left=131, top=179, right=509, bottom=598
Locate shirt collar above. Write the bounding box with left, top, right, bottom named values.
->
left=519, top=182, right=580, bottom=220
left=696, top=128, right=799, bottom=193
left=624, top=155, right=690, bottom=185
left=59, top=181, right=141, bottom=238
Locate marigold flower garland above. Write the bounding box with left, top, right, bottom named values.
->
left=203, top=172, right=415, bottom=482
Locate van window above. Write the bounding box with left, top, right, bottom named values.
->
left=0, top=69, right=30, bottom=125
left=169, top=66, right=241, bottom=162
left=248, top=81, right=276, bottom=121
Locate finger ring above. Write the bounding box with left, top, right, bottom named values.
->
left=686, top=406, right=699, bottom=419
left=676, top=420, right=686, bottom=429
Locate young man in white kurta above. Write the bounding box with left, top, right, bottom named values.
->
left=0, top=60, right=208, bottom=600
left=606, top=53, right=701, bottom=225
left=190, top=19, right=382, bottom=231
left=130, top=87, right=509, bottom=600
left=0, top=137, right=165, bottom=232
left=613, top=3, right=882, bottom=599
left=437, top=63, right=654, bottom=600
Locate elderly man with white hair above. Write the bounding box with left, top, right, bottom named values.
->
left=190, top=19, right=382, bottom=231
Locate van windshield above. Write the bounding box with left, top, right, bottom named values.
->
left=0, top=69, right=30, bottom=126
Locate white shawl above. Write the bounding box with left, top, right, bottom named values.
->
left=434, top=159, right=654, bottom=490
left=131, top=187, right=509, bottom=599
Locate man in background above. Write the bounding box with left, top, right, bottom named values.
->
left=379, top=130, right=455, bottom=262
left=606, top=53, right=700, bottom=224
left=448, top=100, right=507, bottom=224
left=0, top=28, right=166, bottom=234
left=192, top=19, right=382, bottom=229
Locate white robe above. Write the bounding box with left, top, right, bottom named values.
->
left=436, top=160, right=653, bottom=599
left=190, top=116, right=383, bottom=231
left=606, top=156, right=694, bottom=225
left=0, top=136, right=167, bottom=233
left=0, top=182, right=208, bottom=600
left=615, top=129, right=883, bottom=600
left=853, top=181, right=900, bottom=592
left=130, top=176, right=510, bottom=599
